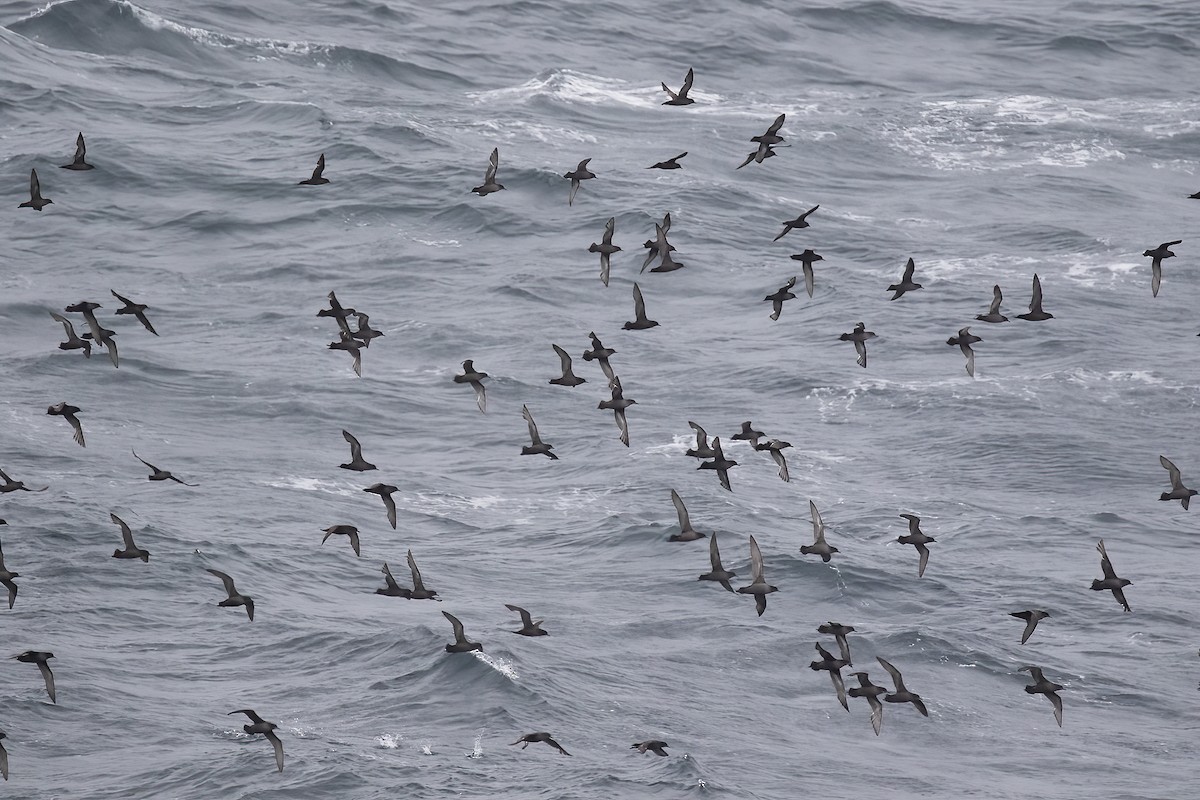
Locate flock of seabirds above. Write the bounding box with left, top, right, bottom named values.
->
left=3, top=66, right=1196, bottom=779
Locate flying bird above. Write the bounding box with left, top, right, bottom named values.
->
left=1143, top=240, right=1181, bottom=297
left=0, top=728, right=7, bottom=780
left=623, top=283, right=659, bottom=330
left=582, top=332, right=616, bottom=383
left=598, top=375, right=636, bottom=446
left=1090, top=539, right=1131, bottom=612
left=328, top=331, right=362, bottom=377
left=351, top=312, right=384, bottom=347
left=648, top=152, right=687, bottom=170
left=790, top=250, right=823, bottom=297
left=731, top=421, right=764, bottom=447
left=1019, top=666, right=1064, bottom=727
left=374, top=562, right=410, bottom=597
left=505, top=604, right=548, bottom=636
left=848, top=672, right=886, bottom=735
left=946, top=327, right=981, bottom=377
left=18, top=168, right=52, bottom=211
left=736, top=534, right=778, bottom=616
left=110, top=513, right=150, bottom=562
left=699, top=532, right=737, bottom=592
left=764, top=276, right=797, bottom=321
left=1159, top=455, right=1197, bottom=509
left=61, top=132, right=94, bottom=170
left=46, top=402, right=85, bottom=447
left=403, top=549, right=439, bottom=600
left=589, top=217, right=621, bottom=287
left=13, top=651, right=55, bottom=703
left=339, top=430, right=376, bottom=471
left=1016, top=273, right=1053, bottom=321
left=976, top=285, right=1008, bottom=323
left=755, top=439, right=792, bottom=482
left=0, top=469, right=47, bottom=493
left=110, top=290, right=158, bottom=335
left=801, top=500, right=838, bottom=562
left=206, top=569, right=254, bottom=621
left=549, top=343, right=586, bottom=387
left=442, top=610, right=483, bottom=653
left=698, top=437, right=737, bottom=492
left=363, top=483, right=398, bottom=529
left=877, top=657, right=929, bottom=717
left=564, top=158, right=595, bottom=206
left=521, top=405, right=557, bottom=459
left=661, top=67, right=695, bottom=105
left=631, top=740, right=669, bottom=756
left=227, top=709, right=284, bottom=772
left=897, top=513, right=934, bottom=577
left=817, top=622, right=855, bottom=665
left=471, top=147, right=505, bottom=196
left=668, top=489, right=705, bottom=542
left=887, top=257, right=923, bottom=300
left=1010, top=610, right=1049, bottom=645
left=454, top=360, right=488, bottom=413
left=321, top=525, right=361, bottom=557
left=49, top=311, right=92, bottom=358
left=298, top=153, right=329, bottom=185
left=131, top=450, right=197, bottom=486
left=65, top=301, right=117, bottom=367
left=511, top=732, right=570, bottom=756
left=685, top=421, right=716, bottom=459
left=773, top=205, right=819, bottom=241
left=810, top=642, right=850, bottom=711
left=839, top=322, right=877, bottom=368
left=0, top=540, right=19, bottom=609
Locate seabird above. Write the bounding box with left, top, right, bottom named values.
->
left=731, top=421, right=764, bottom=447
left=648, top=152, right=687, bottom=170
left=631, top=740, right=669, bottom=756
left=946, top=327, right=981, bottom=377
left=838, top=322, right=877, bottom=368
left=49, top=311, right=92, bottom=358
left=976, top=285, right=1009, bottom=323
left=597, top=375, right=636, bottom=446
left=810, top=642, right=850, bottom=711
left=764, top=277, right=797, bottom=321
left=0, top=729, right=7, bottom=780
left=318, top=291, right=356, bottom=337
left=404, top=549, right=440, bottom=600
left=668, top=489, right=706, bottom=541
left=298, top=153, right=329, bottom=185
left=582, top=332, right=616, bottom=383
left=738, top=114, right=786, bottom=168
left=887, top=257, right=923, bottom=300
left=442, top=610, right=483, bottom=653
left=1143, top=240, right=1181, bottom=297
left=773, top=205, right=819, bottom=242
left=877, top=656, right=928, bottom=717
left=206, top=569, right=254, bottom=621
left=0, top=469, right=47, bottom=493
left=736, top=144, right=778, bottom=169
left=351, top=313, right=384, bottom=347
left=505, top=604, right=548, bottom=636
left=227, top=709, right=284, bottom=772
left=589, top=217, right=621, bottom=287
left=0, top=540, right=19, bottom=609
left=340, top=430, right=377, bottom=471
left=521, top=405, right=557, bottom=459
left=661, top=67, right=694, bottom=105
left=1090, top=539, right=1132, bottom=612
left=897, top=513, right=934, bottom=577
left=471, top=147, right=505, bottom=196
left=1019, top=666, right=1064, bottom=727
left=790, top=250, right=823, bottom=297
left=1016, top=273, right=1053, bottom=321
left=801, top=500, right=838, bottom=562
left=110, top=290, right=158, bottom=335
left=13, top=651, right=55, bottom=703
left=641, top=212, right=675, bottom=271
left=375, top=562, right=409, bottom=597
left=363, top=483, right=398, bottom=529
left=698, top=437, right=737, bottom=492
left=848, top=672, right=886, bottom=735
left=61, top=132, right=94, bottom=170
left=564, top=158, right=595, bottom=206
left=454, top=360, right=488, bottom=413
left=550, top=344, right=586, bottom=387
left=623, top=283, right=660, bottom=330
left=1010, top=610, right=1049, bottom=645
left=754, top=439, right=791, bottom=482
left=1159, top=455, right=1197, bottom=509
left=817, top=622, right=854, bottom=665
left=131, top=450, right=197, bottom=486
left=46, top=402, right=85, bottom=447
left=65, top=301, right=118, bottom=367
left=328, top=331, right=362, bottom=377
left=321, top=525, right=361, bottom=557
left=649, top=228, right=685, bottom=273
left=699, top=532, right=737, bottom=592
left=685, top=421, right=716, bottom=459
left=110, top=513, right=150, bottom=562
left=511, top=732, right=570, bottom=756
left=18, top=169, right=51, bottom=211
left=736, top=534, right=778, bottom=616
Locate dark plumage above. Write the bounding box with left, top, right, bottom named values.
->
left=454, top=360, right=488, bottom=413
left=442, top=610, right=483, bottom=653
left=61, top=132, right=94, bottom=170
left=111, top=290, right=158, bottom=335
left=228, top=709, right=284, bottom=772
left=364, top=483, right=398, bottom=529
left=699, top=532, right=737, bottom=592
left=471, top=147, right=505, bottom=195
left=521, top=405, right=557, bottom=459
left=897, top=513, right=933, bottom=577
left=1090, top=539, right=1131, bottom=612
left=887, top=257, right=923, bottom=300
left=505, top=604, right=548, bottom=636
left=589, top=217, right=621, bottom=287
left=1016, top=273, right=1053, bottom=321
left=46, top=402, right=85, bottom=447
left=698, top=437, right=736, bottom=492
left=838, top=322, right=877, bottom=368
left=773, top=205, right=819, bottom=241
left=298, top=153, right=329, bottom=185
left=661, top=67, right=694, bottom=105
left=1159, top=455, right=1197, bottom=509
left=764, top=276, right=797, bottom=321
left=1143, top=240, right=1181, bottom=297
left=800, top=500, right=838, bottom=562
left=736, top=535, right=777, bottom=616
left=19, top=169, right=51, bottom=211
left=206, top=569, right=254, bottom=621
left=13, top=651, right=55, bottom=703
left=110, top=513, right=150, bottom=562
left=511, top=732, right=570, bottom=756
left=321, top=525, right=361, bottom=557
left=340, top=430, right=376, bottom=471
left=1010, top=610, right=1049, bottom=645
left=564, top=158, right=595, bottom=206
left=631, top=740, right=669, bottom=756
left=623, top=283, right=659, bottom=330
left=132, top=450, right=197, bottom=486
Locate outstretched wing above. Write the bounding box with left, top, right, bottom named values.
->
left=670, top=489, right=691, bottom=532
left=110, top=513, right=137, bottom=549
left=206, top=568, right=238, bottom=597
left=522, top=405, right=542, bottom=445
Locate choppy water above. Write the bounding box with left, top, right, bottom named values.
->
left=2, top=0, right=1199, bottom=797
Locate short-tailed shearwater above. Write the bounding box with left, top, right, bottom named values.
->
left=328, top=331, right=362, bottom=377
left=669, top=489, right=706, bottom=541
left=1090, top=539, right=1131, bottom=612
left=877, top=656, right=928, bottom=716
left=589, top=217, right=621, bottom=287
left=773, top=205, right=819, bottom=241
left=1159, top=455, right=1197, bottom=509
left=49, top=311, right=91, bottom=358
left=404, top=549, right=439, bottom=600
left=511, top=732, right=570, bottom=755
left=0, top=728, right=7, bottom=780
left=661, top=67, right=694, bottom=105
left=887, top=258, right=923, bottom=300
left=631, top=740, right=669, bottom=756
left=18, top=169, right=51, bottom=211
left=641, top=213, right=675, bottom=271
left=1016, top=274, right=1053, bottom=321
left=810, top=642, right=850, bottom=711
left=839, top=322, right=877, bottom=368
left=698, top=437, right=736, bottom=492
left=582, top=332, right=616, bottom=383
left=1144, top=240, right=1181, bottom=297
left=298, top=153, right=329, bottom=185
left=623, top=283, right=659, bottom=330
left=790, top=250, right=823, bottom=297
left=46, top=402, right=85, bottom=448
left=1019, top=666, right=1064, bottom=727
left=848, top=672, right=886, bottom=735
left=817, top=622, right=854, bottom=665
left=442, top=610, right=483, bottom=653
left=0, top=469, right=46, bottom=493
left=549, top=344, right=586, bottom=387
left=897, top=513, right=934, bottom=577
left=685, top=421, right=716, bottom=459
left=60, top=132, right=94, bottom=170
left=801, top=500, right=838, bottom=562
left=0, top=540, right=19, bottom=609
left=111, top=290, right=158, bottom=335
left=471, top=147, right=505, bottom=195
left=736, top=144, right=778, bottom=169
left=206, top=569, right=254, bottom=621
left=598, top=375, right=636, bottom=446
left=13, top=651, right=55, bottom=703
left=318, top=291, right=355, bottom=337
left=754, top=439, right=791, bottom=482
left=521, top=405, right=557, bottom=459
left=731, top=421, right=764, bottom=447
left=363, top=484, right=398, bottom=529
left=132, top=450, right=197, bottom=486
left=505, top=604, right=548, bottom=636
left=648, top=153, right=687, bottom=169
left=65, top=301, right=118, bottom=367
left=228, top=709, right=284, bottom=772
left=351, top=313, right=384, bottom=347
left=564, top=158, right=595, bottom=206
left=321, top=525, right=361, bottom=557
left=699, top=532, right=737, bottom=592
left=765, top=277, right=797, bottom=321
left=375, top=562, right=409, bottom=597
left=1010, top=610, right=1049, bottom=645
left=340, top=430, right=376, bottom=471
left=110, top=513, right=149, bottom=562
left=976, top=285, right=1008, bottom=323
left=946, top=327, right=981, bottom=377
left=454, top=360, right=488, bottom=413
left=736, top=534, right=778, bottom=615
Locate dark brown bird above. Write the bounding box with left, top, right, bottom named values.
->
left=454, top=360, right=487, bottom=413
left=206, top=569, right=254, bottom=621
left=589, top=216, right=622, bottom=287
left=0, top=540, right=19, bottom=610
left=364, top=483, right=398, bottom=529
left=549, top=344, right=586, bottom=387
left=321, top=525, right=361, bottom=557
left=132, top=450, right=198, bottom=486
left=648, top=152, right=687, bottom=169
left=1144, top=240, right=1181, bottom=297
left=18, top=169, right=51, bottom=211
left=227, top=709, right=284, bottom=772
left=46, top=402, right=85, bottom=447
left=443, top=610, right=483, bottom=653
left=505, top=604, right=548, bottom=636
left=631, top=740, right=669, bottom=756
left=49, top=311, right=92, bottom=358
left=13, top=651, right=55, bottom=703
left=298, top=153, right=329, bottom=185
left=110, top=513, right=150, bottom=562
left=1090, top=539, right=1131, bottom=612
left=773, top=205, right=819, bottom=241
left=511, top=732, right=570, bottom=755
left=111, top=290, right=158, bottom=335
left=340, top=430, right=376, bottom=471
left=60, top=132, right=94, bottom=170
left=661, top=67, right=695, bottom=105
left=698, top=437, right=736, bottom=492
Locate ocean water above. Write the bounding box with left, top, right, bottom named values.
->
left=1, top=0, right=1199, bottom=797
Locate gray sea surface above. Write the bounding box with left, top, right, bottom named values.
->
left=2, top=0, right=1199, bottom=797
